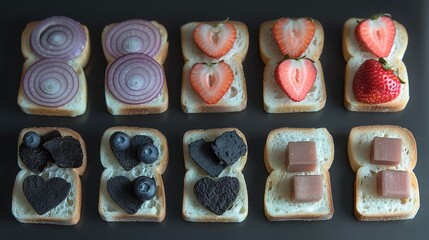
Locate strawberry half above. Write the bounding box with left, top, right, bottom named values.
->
left=193, top=22, right=237, bottom=59
left=274, top=57, right=317, bottom=102
left=353, top=58, right=402, bottom=104
left=190, top=61, right=234, bottom=104
left=273, top=18, right=316, bottom=58
left=355, top=14, right=396, bottom=58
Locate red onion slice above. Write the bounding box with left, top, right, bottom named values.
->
left=104, top=19, right=161, bottom=59
left=23, top=59, right=79, bottom=107
left=106, top=53, right=164, bottom=104
left=31, top=16, right=86, bottom=60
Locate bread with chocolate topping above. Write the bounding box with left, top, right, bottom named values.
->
left=180, top=21, right=249, bottom=113
left=98, top=127, right=168, bottom=222
left=264, top=128, right=334, bottom=221
left=348, top=125, right=419, bottom=221
left=17, top=17, right=90, bottom=117
left=259, top=18, right=326, bottom=113
left=342, top=16, right=409, bottom=112
left=12, top=127, right=87, bottom=225
left=102, top=20, right=169, bottom=115
left=182, top=128, right=248, bottom=222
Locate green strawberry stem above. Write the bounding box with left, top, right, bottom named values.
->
left=379, top=58, right=405, bottom=84
left=370, top=13, right=392, bottom=20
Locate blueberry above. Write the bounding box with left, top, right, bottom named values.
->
left=133, top=176, right=157, bottom=201
left=137, top=143, right=159, bottom=164
left=110, top=132, right=130, bottom=151
left=23, top=131, right=41, bottom=149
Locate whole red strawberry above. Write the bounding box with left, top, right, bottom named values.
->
left=353, top=58, right=402, bottom=104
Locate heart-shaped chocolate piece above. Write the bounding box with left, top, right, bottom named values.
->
left=107, top=176, right=143, bottom=214
left=194, top=176, right=239, bottom=215
left=189, top=139, right=226, bottom=177
left=211, top=131, right=246, bottom=166
left=43, top=136, right=83, bottom=168
left=23, top=175, right=71, bottom=215
left=111, top=135, right=153, bottom=171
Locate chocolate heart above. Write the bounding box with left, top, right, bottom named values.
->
left=111, top=135, right=153, bottom=171
left=19, top=130, right=62, bottom=173
left=194, top=176, right=239, bottom=215
left=43, top=136, right=83, bottom=168
left=211, top=131, right=246, bottom=166
left=107, top=176, right=143, bottom=214
left=189, top=139, right=226, bottom=177
left=23, top=175, right=71, bottom=215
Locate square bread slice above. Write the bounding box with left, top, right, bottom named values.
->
left=264, top=127, right=334, bottom=220
left=98, top=127, right=168, bottom=222
left=182, top=128, right=248, bottom=222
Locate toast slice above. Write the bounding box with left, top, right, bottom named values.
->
left=98, top=127, right=168, bottom=222
left=342, top=16, right=409, bottom=112
left=182, top=128, right=248, bottom=222
left=348, top=125, right=419, bottom=221
left=259, top=18, right=326, bottom=113
left=12, top=127, right=86, bottom=225
left=180, top=21, right=248, bottom=113
left=264, top=128, right=334, bottom=221
left=18, top=17, right=90, bottom=117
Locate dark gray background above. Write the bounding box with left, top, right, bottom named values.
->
left=0, top=0, right=427, bottom=239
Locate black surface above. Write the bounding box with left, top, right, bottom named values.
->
left=0, top=0, right=427, bottom=239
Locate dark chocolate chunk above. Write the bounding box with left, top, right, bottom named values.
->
left=41, top=130, right=62, bottom=142
left=43, top=136, right=83, bottom=168
left=107, top=176, right=143, bottom=214
left=211, top=131, right=246, bottom=166
left=189, top=139, right=226, bottom=177
left=194, top=177, right=240, bottom=215
left=111, top=135, right=153, bottom=171
left=19, top=144, right=52, bottom=173
left=23, top=175, right=71, bottom=215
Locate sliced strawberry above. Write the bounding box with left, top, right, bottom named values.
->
left=355, top=14, right=396, bottom=58
left=274, top=57, right=317, bottom=102
left=273, top=18, right=316, bottom=58
left=190, top=61, right=234, bottom=104
left=353, top=58, right=401, bottom=104
left=193, top=22, right=236, bottom=59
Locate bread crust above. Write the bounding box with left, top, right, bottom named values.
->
left=263, top=127, right=334, bottom=221
left=259, top=18, right=326, bottom=113
left=18, top=19, right=90, bottom=117
left=182, top=128, right=248, bottom=222
left=98, top=126, right=168, bottom=222
left=342, top=17, right=409, bottom=112
left=180, top=21, right=248, bottom=113
left=102, top=20, right=169, bottom=115
left=348, top=125, right=419, bottom=221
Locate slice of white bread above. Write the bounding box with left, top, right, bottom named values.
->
left=259, top=18, right=326, bottom=113
left=259, top=19, right=324, bottom=64
left=182, top=128, right=248, bottom=222
left=342, top=18, right=408, bottom=62
left=264, top=128, right=334, bottom=220
left=102, top=21, right=169, bottom=65
left=98, top=127, right=168, bottom=222
left=12, top=127, right=86, bottom=225
left=103, top=21, right=169, bottom=116
left=348, top=125, right=419, bottom=221
left=342, top=17, right=409, bottom=112
left=18, top=18, right=90, bottom=117
left=180, top=21, right=248, bottom=113
left=17, top=127, right=87, bottom=175
left=263, top=59, right=326, bottom=113
left=12, top=167, right=81, bottom=225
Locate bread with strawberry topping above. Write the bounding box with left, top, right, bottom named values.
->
left=343, top=14, right=409, bottom=112
left=180, top=21, right=248, bottom=113
left=259, top=18, right=326, bottom=113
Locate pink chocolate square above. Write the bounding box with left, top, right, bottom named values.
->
left=291, top=175, right=323, bottom=202
left=377, top=170, right=410, bottom=199
left=286, top=141, right=317, bottom=172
